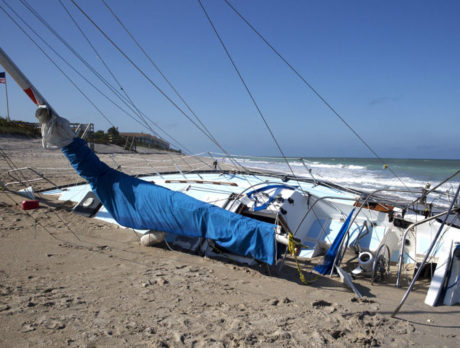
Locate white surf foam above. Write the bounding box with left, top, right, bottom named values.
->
left=228, top=157, right=457, bottom=206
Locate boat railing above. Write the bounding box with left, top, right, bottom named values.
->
left=288, top=186, right=427, bottom=258
left=291, top=195, right=357, bottom=238
left=329, top=186, right=443, bottom=277
left=392, top=184, right=460, bottom=317
left=330, top=188, right=415, bottom=273
left=208, top=152, right=321, bottom=186
left=277, top=194, right=357, bottom=272
left=395, top=210, right=451, bottom=288
left=333, top=218, right=370, bottom=274
left=348, top=220, right=371, bottom=254
left=410, top=170, right=460, bottom=207
left=6, top=167, right=60, bottom=191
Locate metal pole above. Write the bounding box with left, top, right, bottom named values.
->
left=392, top=184, right=460, bottom=318
left=0, top=47, right=59, bottom=116
left=4, top=73, right=10, bottom=121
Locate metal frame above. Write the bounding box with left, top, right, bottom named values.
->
left=6, top=167, right=59, bottom=191
left=395, top=210, right=450, bottom=288
left=392, top=184, right=460, bottom=317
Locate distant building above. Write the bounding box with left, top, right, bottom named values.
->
left=119, top=132, right=169, bottom=150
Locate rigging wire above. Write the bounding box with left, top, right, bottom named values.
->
left=0, top=145, right=81, bottom=241
left=19, top=0, right=193, bottom=160
left=197, top=0, right=306, bottom=191
left=101, top=0, right=215, bottom=145
left=0, top=1, right=114, bottom=127
left=3, top=1, right=214, bottom=181
left=2, top=2, right=215, bottom=178
left=70, top=0, right=252, bottom=175
left=100, top=0, right=252, bottom=176
left=18, top=0, right=132, bottom=110
left=59, top=0, right=144, bottom=121
left=17, top=0, right=178, bottom=146
left=14, top=0, right=203, bottom=162
left=222, top=0, right=410, bottom=191
left=8, top=0, right=149, bottom=130
left=56, top=0, right=194, bottom=157
left=99, top=0, right=248, bottom=174
left=17, top=0, right=145, bottom=114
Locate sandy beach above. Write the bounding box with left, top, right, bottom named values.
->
left=0, top=135, right=458, bottom=347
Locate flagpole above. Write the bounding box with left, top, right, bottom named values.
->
left=4, top=73, right=10, bottom=121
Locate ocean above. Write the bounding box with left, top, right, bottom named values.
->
left=226, top=156, right=460, bottom=206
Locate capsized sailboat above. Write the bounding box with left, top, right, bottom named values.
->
left=1, top=0, right=459, bottom=315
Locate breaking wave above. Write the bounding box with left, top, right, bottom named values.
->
left=225, top=156, right=460, bottom=206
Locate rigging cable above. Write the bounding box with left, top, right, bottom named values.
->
left=59, top=0, right=145, bottom=122
left=0, top=145, right=81, bottom=241
left=70, top=0, right=252, bottom=175
left=8, top=0, right=147, bottom=130
left=3, top=2, right=214, bottom=182
left=14, top=0, right=203, bottom=162
left=2, top=2, right=216, bottom=178
left=222, top=0, right=410, bottom=191
left=57, top=0, right=192, bottom=155
left=17, top=0, right=146, bottom=119
left=18, top=0, right=191, bottom=154
left=18, top=0, right=134, bottom=111
left=197, top=0, right=306, bottom=191
left=0, top=1, right=114, bottom=127
left=199, top=0, right=356, bottom=242
left=102, top=0, right=214, bottom=146
left=100, top=0, right=252, bottom=175
left=100, top=0, right=250, bottom=175
left=56, top=0, right=195, bottom=159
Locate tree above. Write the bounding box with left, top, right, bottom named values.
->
left=107, top=126, right=119, bottom=137
left=93, top=130, right=108, bottom=144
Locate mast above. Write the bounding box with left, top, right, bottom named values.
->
left=0, top=47, right=54, bottom=113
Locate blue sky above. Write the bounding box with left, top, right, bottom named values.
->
left=0, top=0, right=459, bottom=159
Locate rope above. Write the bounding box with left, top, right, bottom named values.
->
left=287, top=231, right=319, bottom=285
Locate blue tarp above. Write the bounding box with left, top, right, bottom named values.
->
left=62, top=138, right=276, bottom=265
left=314, top=209, right=355, bottom=275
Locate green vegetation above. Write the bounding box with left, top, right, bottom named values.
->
left=94, top=126, right=180, bottom=152
left=93, top=127, right=132, bottom=147
left=93, top=126, right=124, bottom=146
left=0, top=117, right=41, bottom=137
left=1, top=119, right=180, bottom=153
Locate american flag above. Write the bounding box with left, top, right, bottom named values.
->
left=0, top=72, right=5, bottom=84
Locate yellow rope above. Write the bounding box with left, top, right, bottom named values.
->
left=287, top=232, right=321, bottom=285
left=288, top=232, right=308, bottom=284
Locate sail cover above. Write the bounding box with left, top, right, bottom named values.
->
left=62, top=138, right=276, bottom=265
